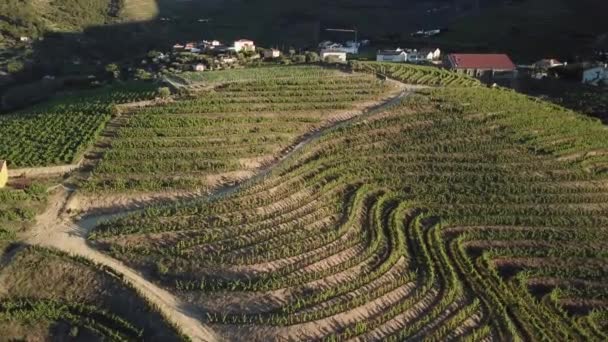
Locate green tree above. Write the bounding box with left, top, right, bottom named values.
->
left=105, top=63, right=120, bottom=79
left=305, top=51, right=320, bottom=63
left=291, top=55, right=306, bottom=64
left=157, top=87, right=171, bottom=98
left=134, top=68, right=152, bottom=80
left=7, top=61, right=24, bottom=74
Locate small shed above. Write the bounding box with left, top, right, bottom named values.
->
left=0, top=160, right=8, bottom=188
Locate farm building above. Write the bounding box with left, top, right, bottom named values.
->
left=446, top=53, right=517, bottom=81
left=582, top=65, right=608, bottom=86
left=264, top=49, right=281, bottom=59
left=320, top=50, right=347, bottom=63
left=0, top=160, right=7, bottom=188
left=377, top=49, right=408, bottom=62
left=234, top=39, right=256, bottom=52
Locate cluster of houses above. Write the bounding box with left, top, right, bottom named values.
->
left=170, top=38, right=285, bottom=71
left=173, top=39, right=257, bottom=54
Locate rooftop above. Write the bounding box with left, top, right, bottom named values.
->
left=448, top=53, right=516, bottom=70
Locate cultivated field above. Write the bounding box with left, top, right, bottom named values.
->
left=0, top=83, right=157, bottom=168
left=351, top=61, right=481, bottom=87
left=90, top=81, right=608, bottom=340
left=85, top=66, right=398, bottom=194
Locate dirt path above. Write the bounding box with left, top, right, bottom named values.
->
left=20, top=80, right=414, bottom=341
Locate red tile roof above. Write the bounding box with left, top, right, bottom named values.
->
left=448, top=54, right=516, bottom=70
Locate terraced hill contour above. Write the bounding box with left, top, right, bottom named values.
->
left=90, top=71, right=608, bottom=340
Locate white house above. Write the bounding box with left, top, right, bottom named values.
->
left=377, top=49, right=408, bottom=62
left=582, top=65, right=608, bottom=86
left=264, top=49, right=281, bottom=59
left=320, top=50, right=347, bottom=63
left=419, top=48, right=441, bottom=61
left=234, top=39, right=256, bottom=52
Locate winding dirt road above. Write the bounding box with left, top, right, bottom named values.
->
left=21, top=83, right=413, bottom=341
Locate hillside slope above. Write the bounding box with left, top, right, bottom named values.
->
left=430, top=0, right=608, bottom=61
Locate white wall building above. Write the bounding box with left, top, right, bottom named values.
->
left=233, top=39, right=256, bottom=52
left=582, top=65, right=608, bottom=86
left=320, top=50, right=347, bottom=63
left=376, top=49, right=408, bottom=62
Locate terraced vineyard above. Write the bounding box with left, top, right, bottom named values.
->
left=90, top=82, right=608, bottom=340
left=352, top=61, right=481, bottom=87
left=86, top=67, right=397, bottom=193
left=0, top=83, right=158, bottom=168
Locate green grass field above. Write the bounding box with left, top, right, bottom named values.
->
left=89, top=65, right=608, bottom=340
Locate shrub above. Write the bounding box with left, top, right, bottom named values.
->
left=157, top=87, right=171, bottom=98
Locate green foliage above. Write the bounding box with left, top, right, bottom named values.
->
left=157, top=87, right=171, bottom=98
left=6, top=61, right=24, bottom=74
left=105, top=63, right=121, bottom=79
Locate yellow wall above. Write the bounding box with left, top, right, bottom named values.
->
left=0, top=164, right=7, bottom=188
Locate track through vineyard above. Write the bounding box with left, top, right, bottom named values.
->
left=22, top=79, right=410, bottom=341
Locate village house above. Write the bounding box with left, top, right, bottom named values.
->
left=419, top=48, right=441, bottom=61
left=264, top=49, right=281, bottom=59
left=376, top=49, right=408, bottom=62
left=233, top=39, right=256, bottom=52
left=582, top=64, right=608, bottom=86
left=446, top=53, right=517, bottom=81
left=320, top=49, right=347, bottom=63
left=0, top=160, right=8, bottom=189
left=172, top=43, right=185, bottom=51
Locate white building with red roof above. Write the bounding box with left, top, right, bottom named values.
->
left=446, top=53, right=516, bottom=80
